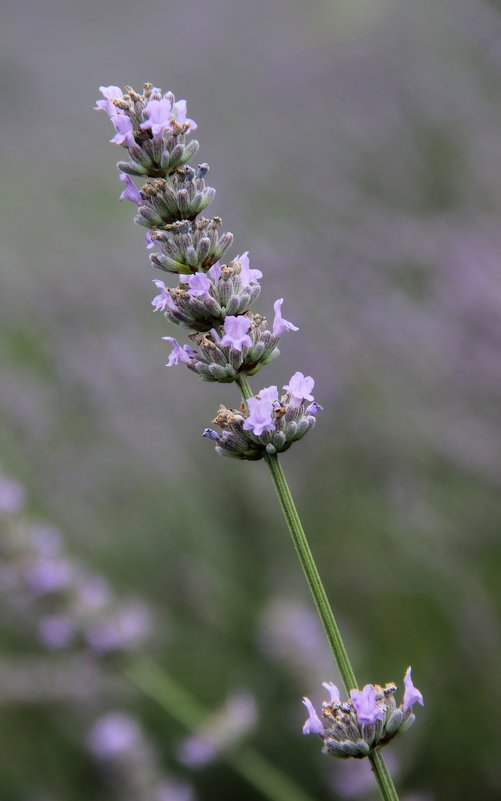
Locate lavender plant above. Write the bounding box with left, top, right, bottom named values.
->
left=95, top=83, right=424, bottom=801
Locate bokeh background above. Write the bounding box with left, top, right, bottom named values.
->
left=1, top=0, right=501, bottom=798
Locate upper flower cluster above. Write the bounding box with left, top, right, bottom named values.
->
left=302, top=668, right=424, bottom=758
left=95, top=84, right=198, bottom=177
left=96, top=83, right=321, bottom=458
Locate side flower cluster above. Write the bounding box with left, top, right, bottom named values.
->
left=96, top=84, right=320, bottom=459
left=203, top=373, right=321, bottom=459
left=302, top=668, right=424, bottom=758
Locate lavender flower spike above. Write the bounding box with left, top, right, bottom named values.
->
left=272, top=298, right=299, bottom=336
left=350, top=685, right=384, bottom=725
left=403, top=667, right=424, bottom=711
left=302, top=697, right=324, bottom=736
left=162, top=336, right=194, bottom=366
left=220, top=316, right=252, bottom=352
left=242, top=397, right=276, bottom=436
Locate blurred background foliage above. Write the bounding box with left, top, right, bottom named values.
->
left=1, top=0, right=501, bottom=798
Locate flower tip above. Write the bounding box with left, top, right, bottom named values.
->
left=403, top=666, right=424, bottom=709
left=302, top=697, right=324, bottom=736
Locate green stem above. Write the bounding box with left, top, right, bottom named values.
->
left=236, top=373, right=400, bottom=801
left=123, top=658, right=316, bottom=801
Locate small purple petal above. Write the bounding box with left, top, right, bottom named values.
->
left=152, top=280, right=175, bottom=312
left=119, top=173, right=141, bottom=204
left=322, top=682, right=341, bottom=705
left=242, top=397, right=276, bottom=436
left=302, top=697, right=325, bottom=736
left=140, top=96, right=175, bottom=138
left=95, top=86, right=124, bottom=117
left=235, top=252, right=263, bottom=287
left=185, top=273, right=211, bottom=297
left=220, top=316, right=252, bottom=352
left=306, top=401, right=323, bottom=416
left=283, top=372, right=315, bottom=406
left=208, top=261, right=221, bottom=284
left=110, top=114, right=135, bottom=147
left=172, top=98, right=197, bottom=130
left=350, top=685, right=385, bottom=725
left=162, top=336, right=194, bottom=366
left=272, top=298, right=299, bottom=336
left=257, top=385, right=279, bottom=403
left=145, top=230, right=154, bottom=249
left=403, top=667, right=424, bottom=710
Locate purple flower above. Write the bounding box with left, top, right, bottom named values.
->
left=25, top=557, right=73, bottom=596
left=110, top=114, right=135, bottom=147
left=94, top=85, right=124, bottom=118
left=322, top=681, right=341, bottom=705
left=119, top=173, right=141, bottom=204
left=140, top=94, right=196, bottom=137
left=152, top=280, right=175, bottom=312
left=272, top=298, right=299, bottom=336
left=185, top=273, right=211, bottom=297
left=172, top=98, right=197, bottom=130
left=302, top=697, right=324, bottom=736
left=403, top=667, right=424, bottom=711
left=208, top=261, right=221, bottom=283
left=306, top=401, right=323, bottom=416
left=283, top=372, right=315, bottom=407
left=242, top=397, right=276, bottom=436
left=162, top=337, right=194, bottom=366
left=350, top=685, right=384, bottom=725
left=220, top=316, right=252, bottom=352
left=177, top=735, right=218, bottom=768
left=140, top=96, right=175, bottom=138
left=88, top=713, right=142, bottom=759
left=235, top=252, right=262, bottom=287
left=257, top=385, right=279, bottom=403
left=145, top=230, right=154, bottom=249
left=85, top=601, right=151, bottom=653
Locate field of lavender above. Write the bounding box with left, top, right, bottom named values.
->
left=1, top=0, right=501, bottom=799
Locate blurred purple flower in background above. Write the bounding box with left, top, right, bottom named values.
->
left=88, top=712, right=143, bottom=759
left=177, top=692, right=257, bottom=769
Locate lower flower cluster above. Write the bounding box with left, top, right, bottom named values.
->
left=302, top=668, right=424, bottom=758
left=203, top=373, right=322, bottom=459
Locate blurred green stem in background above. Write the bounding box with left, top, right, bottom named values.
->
left=236, top=374, right=400, bottom=801
left=123, top=658, right=315, bottom=801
